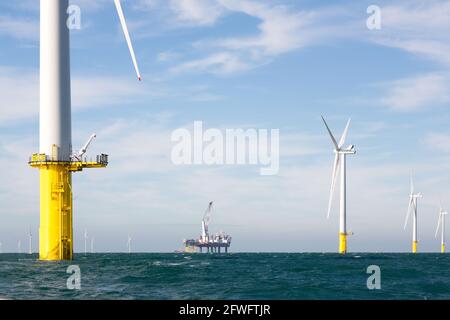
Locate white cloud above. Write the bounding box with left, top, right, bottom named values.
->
left=361, top=1, right=450, bottom=112
left=170, top=52, right=250, bottom=75
left=71, top=76, right=155, bottom=110
left=374, top=38, right=450, bottom=66
left=168, top=0, right=329, bottom=76
left=369, top=1, right=450, bottom=65
left=0, top=67, right=38, bottom=122
left=166, top=0, right=450, bottom=79
left=216, top=0, right=315, bottom=56
left=157, top=50, right=179, bottom=62
left=381, top=1, right=450, bottom=34
left=169, top=0, right=225, bottom=26
left=0, top=67, right=162, bottom=124
left=0, top=15, right=38, bottom=40
left=379, top=73, right=450, bottom=111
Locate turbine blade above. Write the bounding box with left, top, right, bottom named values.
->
left=321, top=116, right=339, bottom=150
left=114, top=0, right=142, bottom=81
left=404, top=198, right=413, bottom=229
left=338, top=119, right=351, bottom=148
left=327, top=154, right=340, bottom=219
left=410, top=173, right=414, bottom=194
left=435, top=213, right=442, bottom=238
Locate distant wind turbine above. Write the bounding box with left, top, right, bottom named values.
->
left=84, top=229, right=88, bottom=255
left=404, top=173, right=422, bottom=253
left=435, top=204, right=448, bottom=253
left=18, top=240, right=22, bottom=254
left=28, top=228, right=32, bottom=255
left=127, top=235, right=132, bottom=253
left=322, top=116, right=356, bottom=254
left=91, top=237, right=95, bottom=254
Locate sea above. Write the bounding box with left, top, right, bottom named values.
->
left=0, top=253, right=449, bottom=300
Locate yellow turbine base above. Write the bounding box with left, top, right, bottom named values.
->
left=39, top=164, right=73, bottom=260
left=29, top=152, right=108, bottom=261
left=442, top=244, right=445, bottom=253
left=412, top=241, right=418, bottom=253
left=339, top=233, right=347, bottom=254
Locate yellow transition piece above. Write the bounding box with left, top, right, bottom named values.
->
left=39, top=164, right=73, bottom=260
left=339, top=232, right=347, bottom=254
left=30, top=153, right=108, bottom=261
left=412, top=241, right=418, bottom=253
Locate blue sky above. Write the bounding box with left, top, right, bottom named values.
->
left=1, top=0, right=450, bottom=252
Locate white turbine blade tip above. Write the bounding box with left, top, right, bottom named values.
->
left=114, top=0, right=142, bottom=81
left=321, top=116, right=339, bottom=150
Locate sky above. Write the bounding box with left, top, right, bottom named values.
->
left=1, top=0, right=450, bottom=253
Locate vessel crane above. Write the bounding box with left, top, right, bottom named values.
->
left=201, top=202, right=213, bottom=243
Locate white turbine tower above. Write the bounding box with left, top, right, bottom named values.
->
left=84, top=229, right=88, bottom=255
left=404, top=174, right=422, bottom=253
left=127, top=235, right=132, bottom=253
left=28, top=228, right=33, bottom=255
left=435, top=205, right=448, bottom=253
left=322, top=116, right=356, bottom=254
left=90, top=237, right=95, bottom=254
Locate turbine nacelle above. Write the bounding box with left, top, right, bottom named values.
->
left=335, top=145, right=356, bottom=155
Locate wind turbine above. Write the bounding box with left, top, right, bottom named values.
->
left=404, top=174, right=422, bottom=253
left=28, top=228, right=32, bottom=255
left=18, top=240, right=22, bottom=254
left=322, top=116, right=356, bottom=254
left=29, top=0, right=141, bottom=261
left=435, top=205, right=448, bottom=253
left=127, top=235, right=132, bottom=253
left=90, top=237, right=95, bottom=254
left=84, top=229, right=88, bottom=255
